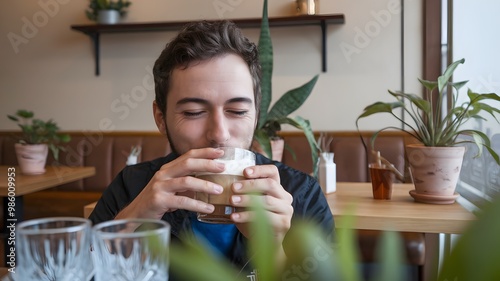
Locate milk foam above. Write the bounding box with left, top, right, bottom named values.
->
left=215, top=158, right=255, bottom=176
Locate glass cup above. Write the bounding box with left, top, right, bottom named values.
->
left=196, top=147, right=256, bottom=224
left=17, top=217, right=94, bottom=281
left=369, top=163, right=395, bottom=200
left=91, top=219, right=170, bottom=281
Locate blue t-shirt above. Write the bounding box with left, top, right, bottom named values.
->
left=190, top=216, right=237, bottom=257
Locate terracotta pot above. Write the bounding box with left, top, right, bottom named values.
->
left=406, top=144, right=465, bottom=197
left=15, top=143, right=49, bottom=175
left=252, top=138, right=284, bottom=161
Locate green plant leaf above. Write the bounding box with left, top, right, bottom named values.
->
left=471, top=102, right=500, bottom=122
left=450, top=80, right=468, bottom=93
left=253, top=129, right=273, bottom=159
left=277, top=116, right=319, bottom=175
left=96, top=0, right=108, bottom=10
left=438, top=58, right=465, bottom=93
left=356, top=101, right=403, bottom=120
left=456, top=129, right=500, bottom=164
left=373, top=231, right=406, bottom=281
left=283, top=220, right=340, bottom=281
left=169, top=234, right=244, bottom=281
left=249, top=195, right=277, bottom=281
left=257, top=0, right=273, bottom=129
left=17, top=109, right=34, bottom=119
left=389, top=90, right=431, bottom=114
left=267, top=75, right=319, bottom=120
left=468, top=90, right=500, bottom=103
left=438, top=196, right=500, bottom=281
left=417, top=78, right=438, bottom=92
left=336, top=208, right=362, bottom=281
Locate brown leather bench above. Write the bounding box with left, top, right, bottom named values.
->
left=0, top=130, right=424, bottom=278
left=0, top=131, right=171, bottom=218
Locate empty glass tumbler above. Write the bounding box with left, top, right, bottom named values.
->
left=17, top=217, right=94, bottom=281
left=92, top=219, right=171, bottom=281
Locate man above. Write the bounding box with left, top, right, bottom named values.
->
left=89, top=20, right=334, bottom=280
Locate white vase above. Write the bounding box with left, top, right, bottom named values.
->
left=318, top=152, right=336, bottom=193
left=15, top=143, right=48, bottom=175
left=97, top=10, right=120, bottom=24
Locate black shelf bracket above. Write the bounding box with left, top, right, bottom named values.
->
left=90, top=32, right=100, bottom=76
left=320, top=20, right=327, bottom=72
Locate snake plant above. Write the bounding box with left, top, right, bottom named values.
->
left=253, top=0, right=320, bottom=173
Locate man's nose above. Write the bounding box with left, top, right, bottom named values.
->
left=207, top=111, right=230, bottom=145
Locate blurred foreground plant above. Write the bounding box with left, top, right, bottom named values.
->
left=164, top=194, right=500, bottom=281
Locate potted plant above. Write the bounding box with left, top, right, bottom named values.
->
left=7, top=110, right=71, bottom=175
left=253, top=0, right=319, bottom=173
left=356, top=58, right=500, bottom=203
left=86, top=0, right=131, bottom=24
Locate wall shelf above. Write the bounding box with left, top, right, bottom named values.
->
left=71, top=14, right=345, bottom=76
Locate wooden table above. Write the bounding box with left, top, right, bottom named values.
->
left=84, top=201, right=97, bottom=218
left=326, top=182, right=476, bottom=281
left=0, top=166, right=95, bottom=197
left=0, top=165, right=95, bottom=267
left=326, top=182, right=475, bottom=234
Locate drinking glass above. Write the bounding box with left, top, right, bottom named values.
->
left=17, top=217, right=94, bottom=281
left=92, top=219, right=170, bottom=281
left=369, top=163, right=395, bottom=200
left=195, top=147, right=256, bottom=223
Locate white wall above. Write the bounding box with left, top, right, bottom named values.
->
left=0, top=0, right=422, bottom=132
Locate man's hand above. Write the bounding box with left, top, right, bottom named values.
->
left=230, top=164, right=294, bottom=246
left=115, top=148, right=226, bottom=220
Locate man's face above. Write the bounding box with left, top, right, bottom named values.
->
left=155, top=54, right=257, bottom=154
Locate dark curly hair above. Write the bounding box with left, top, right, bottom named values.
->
left=153, top=20, right=261, bottom=118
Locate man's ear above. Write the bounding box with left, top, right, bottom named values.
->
left=152, top=101, right=166, bottom=135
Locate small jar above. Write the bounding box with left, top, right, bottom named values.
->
left=295, top=0, right=319, bottom=15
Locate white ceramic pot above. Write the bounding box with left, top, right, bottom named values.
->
left=406, top=144, right=465, bottom=197
left=97, top=10, right=120, bottom=24
left=15, top=143, right=49, bottom=175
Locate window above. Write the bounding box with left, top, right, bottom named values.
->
left=442, top=0, right=500, bottom=207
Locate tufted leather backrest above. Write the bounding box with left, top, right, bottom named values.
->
left=0, top=130, right=416, bottom=190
